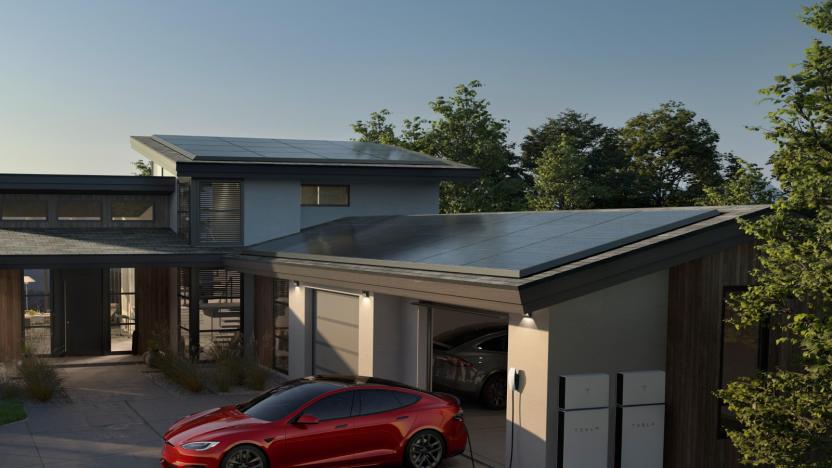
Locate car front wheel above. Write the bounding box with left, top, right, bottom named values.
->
left=221, top=444, right=268, bottom=468
left=405, top=429, right=445, bottom=468
left=481, top=373, right=507, bottom=410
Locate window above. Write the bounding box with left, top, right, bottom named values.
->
left=241, top=381, right=341, bottom=422
left=109, top=268, right=136, bottom=353
left=178, top=178, right=191, bottom=241
left=198, top=180, right=241, bottom=245
left=2, top=199, right=47, bottom=221
left=23, top=269, right=51, bottom=355
left=274, top=279, right=290, bottom=373
left=301, top=185, right=349, bottom=206
left=478, top=334, right=508, bottom=352
left=718, top=286, right=768, bottom=436
left=198, top=268, right=241, bottom=360
left=57, top=200, right=101, bottom=221
left=303, top=391, right=355, bottom=421
left=112, top=201, right=154, bottom=221
left=357, top=390, right=410, bottom=415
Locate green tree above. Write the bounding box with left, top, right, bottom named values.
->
left=700, top=155, right=778, bottom=206
left=132, top=159, right=152, bottom=176
left=523, top=110, right=634, bottom=209
left=620, top=101, right=725, bottom=206
left=353, top=81, right=526, bottom=213
left=716, top=3, right=832, bottom=466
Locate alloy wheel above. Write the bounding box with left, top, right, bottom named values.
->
left=408, top=431, right=444, bottom=468
left=225, top=447, right=265, bottom=468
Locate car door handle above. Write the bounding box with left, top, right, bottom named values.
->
left=396, top=415, right=409, bottom=420
left=335, top=423, right=348, bottom=429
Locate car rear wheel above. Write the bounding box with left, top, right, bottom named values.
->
left=221, top=444, right=268, bottom=468
left=480, top=373, right=507, bottom=409
left=405, top=429, right=445, bottom=468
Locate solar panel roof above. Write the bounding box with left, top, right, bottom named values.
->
left=244, top=208, right=720, bottom=278
left=151, top=134, right=453, bottom=166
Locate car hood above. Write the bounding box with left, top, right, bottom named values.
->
left=164, top=405, right=271, bottom=446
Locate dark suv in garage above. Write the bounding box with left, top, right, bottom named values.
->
left=432, top=323, right=508, bottom=409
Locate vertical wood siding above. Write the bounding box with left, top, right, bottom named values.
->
left=135, top=267, right=175, bottom=354
left=665, top=243, right=756, bottom=468
left=0, top=269, right=22, bottom=362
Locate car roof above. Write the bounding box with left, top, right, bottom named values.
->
left=301, top=375, right=422, bottom=391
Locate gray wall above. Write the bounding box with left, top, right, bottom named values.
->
left=243, top=180, right=301, bottom=245
left=545, top=269, right=668, bottom=468
left=300, top=182, right=440, bottom=228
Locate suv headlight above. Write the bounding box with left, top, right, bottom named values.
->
left=181, top=441, right=220, bottom=451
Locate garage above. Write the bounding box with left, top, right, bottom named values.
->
left=430, top=305, right=508, bottom=467
left=313, top=289, right=359, bottom=375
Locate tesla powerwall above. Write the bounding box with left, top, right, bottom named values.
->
left=557, top=373, right=610, bottom=468
left=615, top=370, right=665, bottom=468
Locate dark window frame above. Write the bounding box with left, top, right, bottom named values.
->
left=717, top=285, right=769, bottom=438
left=300, top=184, right=350, bottom=207
left=273, top=278, right=289, bottom=374
left=22, top=269, right=52, bottom=356
left=195, top=179, right=243, bottom=246
left=108, top=268, right=137, bottom=354
left=1, top=199, right=49, bottom=221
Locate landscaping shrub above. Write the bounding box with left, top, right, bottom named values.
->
left=17, top=356, right=61, bottom=402
left=0, top=376, right=24, bottom=400
left=155, top=352, right=204, bottom=393
left=241, top=360, right=268, bottom=391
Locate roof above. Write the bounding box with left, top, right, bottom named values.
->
left=302, top=375, right=420, bottom=390
left=0, top=228, right=224, bottom=267
left=244, top=208, right=720, bottom=278
left=228, top=205, right=769, bottom=314
left=130, top=135, right=479, bottom=181
left=0, top=174, right=174, bottom=194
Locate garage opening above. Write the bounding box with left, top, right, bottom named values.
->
left=429, top=304, right=508, bottom=467
left=313, top=289, right=360, bottom=375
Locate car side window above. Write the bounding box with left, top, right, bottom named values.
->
left=357, top=390, right=411, bottom=415
left=392, top=391, right=421, bottom=407
left=303, top=391, right=355, bottom=421
left=478, top=334, right=507, bottom=352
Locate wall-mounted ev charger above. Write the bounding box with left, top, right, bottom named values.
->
left=508, top=367, right=522, bottom=392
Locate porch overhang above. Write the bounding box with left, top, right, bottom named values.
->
left=0, top=228, right=226, bottom=268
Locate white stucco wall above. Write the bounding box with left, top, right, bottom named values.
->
left=300, top=182, right=440, bottom=228
left=243, top=179, right=301, bottom=246
left=507, top=270, right=669, bottom=468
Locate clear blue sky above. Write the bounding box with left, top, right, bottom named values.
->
left=0, top=0, right=816, bottom=175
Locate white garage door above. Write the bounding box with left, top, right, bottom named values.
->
left=313, top=290, right=359, bottom=375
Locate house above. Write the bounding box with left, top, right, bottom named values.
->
left=0, top=134, right=770, bottom=468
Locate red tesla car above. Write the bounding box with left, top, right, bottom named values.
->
left=161, top=376, right=468, bottom=468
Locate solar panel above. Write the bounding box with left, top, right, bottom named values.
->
left=244, top=208, right=720, bottom=278
left=151, top=135, right=447, bottom=166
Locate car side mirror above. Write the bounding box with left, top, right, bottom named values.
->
left=295, top=414, right=319, bottom=425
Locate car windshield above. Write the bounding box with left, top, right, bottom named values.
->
left=239, top=381, right=342, bottom=422
left=433, top=324, right=505, bottom=351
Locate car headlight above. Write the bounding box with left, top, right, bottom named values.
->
left=181, top=441, right=220, bottom=451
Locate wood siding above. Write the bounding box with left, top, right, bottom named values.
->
left=254, top=275, right=274, bottom=367
left=0, top=269, right=22, bottom=362
left=665, top=243, right=755, bottom=468
left=135, top=267, right=176, bottom=354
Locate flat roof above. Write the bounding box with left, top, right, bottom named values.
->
left=130, top=135, right=479, bottom=180
left=244, top=208, right=720, bottom=279
left=0, top=228, right=224, bottom=267
left=0, top=174, right=174, bottom=194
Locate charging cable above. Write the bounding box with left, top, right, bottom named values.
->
left=465, top=422, right=476, bottom=468
left=508, top=386, right=515, bottom=468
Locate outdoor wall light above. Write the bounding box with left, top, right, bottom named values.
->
left=362, top=291, right=371, bottom=299
left=293, top=281, right=300, bottom=289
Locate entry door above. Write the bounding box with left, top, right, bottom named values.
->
left=313, top=290, right=359, bottom=375
left=63, top=269, right=104, bottom=355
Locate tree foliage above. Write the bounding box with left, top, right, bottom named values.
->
left=353, top=81, right=526, bottom=213
left=132, top=159, right=152, bottom=176
left=700, top=155, right=778, bottom=206
left=523, top=110, right=634, bottom=210
left=620, top=101, right=725, bottom=206
left=717, top=3, right=832, bottom=466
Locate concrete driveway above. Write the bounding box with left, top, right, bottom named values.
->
left=0, top=363, right=494, bottom=467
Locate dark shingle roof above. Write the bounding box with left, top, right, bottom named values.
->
left=0, top=228, right=218, bottom=257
